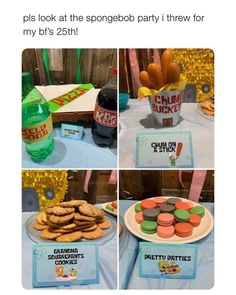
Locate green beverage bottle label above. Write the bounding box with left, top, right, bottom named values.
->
left=22, top=115, right=53, bottom=143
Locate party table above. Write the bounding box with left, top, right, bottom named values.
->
left=22, top=84, right=117, bottom=168
left=22, top=128, right=117, bottom=168
left=119, top=200, right=214, bottom=289
left=119, top=100, right=214, bottom=168
left=22, top=211, right=117, bottom=289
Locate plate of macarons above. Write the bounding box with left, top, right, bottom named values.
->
left=102, top=200, right=118, bottom=217
left=124, top=196, right=214, bottom=244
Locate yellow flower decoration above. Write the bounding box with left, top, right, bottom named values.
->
left=22, top=170, right=68, bottom=210
left=170, top=49, right=214, bottom=102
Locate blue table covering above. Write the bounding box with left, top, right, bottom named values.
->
left=119, top=200, right=214, bottom=289
left=22, top=212, right=117, bottom=289
left=119, top=101, right=214, bottom=169
left=22, top=127, right=117, bottom=169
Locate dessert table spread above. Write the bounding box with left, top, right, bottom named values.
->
left=22, top=210, right=117, bottom=289
left=119, top=200, right=214, bottom=289
left=119, top=100, right=214, bottom=168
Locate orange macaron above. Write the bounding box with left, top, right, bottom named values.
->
left=157, top=225, right=175, bottom=238
left=184, top=200, right=193, bottom=209
left=141, top=199, right=157, bottom=210
left=175, top=223, right=193, bottom=237
left=157, top=213, right=174, bottom=227
left=153, top=197, right=166, bottom=207
left=189, top=214, right=201, bottom=227
left=175, top=201, right=190, bottom=211
left=135, top=212, right=144, bottom=224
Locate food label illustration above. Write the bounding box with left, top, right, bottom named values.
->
left=60, top=123, right=84, bottom=140
left=32, top=243, right=99, bottom=287
left=139, top=242, right=198, bottom=279
left=158, top=261, right=181, bottom=275
left=168, top=142, right=183, bottom=167
left=136, top=131, right=193, bottom=168
left=55, top=265, right=78, bottom=281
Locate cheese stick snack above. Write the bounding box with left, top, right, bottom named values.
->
left=147, top=63, right=164, bottom=90
left=161, top=49, right=173, bottom=83
left=139, top=71, right=153, bottom=88
left=167, top=62, right=181, bottom=83
left=138, top=49, right=187, bottom=127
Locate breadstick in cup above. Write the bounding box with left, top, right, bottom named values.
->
left=161, top=49, right=173, bottom=83
left=147, top=63, right=164, bottom=90
left=166, top=62, right=181, bottom=83
left=139, top=71, right=153, bottom=88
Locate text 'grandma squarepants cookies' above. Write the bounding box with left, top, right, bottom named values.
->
left=22, top=170, right=118, bottom=289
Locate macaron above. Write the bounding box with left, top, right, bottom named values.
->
left=106, top=204, right=114, bottom=212
left=141, top=199, right=157, bottom=210
left=153, top=197, right=166, bottom=207
left=189, top=214, right=201, bottom=227
left=141, top=220, right=157, bottom=234
left=112, top=200, right=117, bottom=209
left=135, top=203, right=142, bottom=213
left=135, top=212, right=143, bottom=224
left=175, top=223, right=193, bottom=237
left=157, top=225, right=175, bottom=238
left=190, top=206, right=205, bottom=218
left=143, top=208, right=160, bottom=221
left=175, top=201, right=190, bottom=211
left=157, top=213, right=174, bottom=226
left=167, top=197, right=182, bottom=206
left=174, top=209, right=190, bottom=223
left=160, top=204, right=175, bottom=214
left=184, top=200, right=193, bottom=209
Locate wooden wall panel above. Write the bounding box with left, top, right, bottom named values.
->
left=22, top=49, right=117, bottom=87
left=119, top=171, right=162, bottom=200
left=64, top=170, right=117, bottom=204
left=119, top=170, right=214, bottom=202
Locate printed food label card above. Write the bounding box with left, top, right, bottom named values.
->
left=32, top=243, right=99, bottom=287
left=139, top=242, right=198, bottom=279
left=135, top=131, right=194, bottom=168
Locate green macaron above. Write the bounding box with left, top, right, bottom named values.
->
left=190, top=206, right=205, bottom=218
left=135, top=203, right=142, bottom=213
left=174, top=209, right=190, bottom=222
left=106, top=204, right=114, bottom=212
left=141, top=220, right=157, bottom=234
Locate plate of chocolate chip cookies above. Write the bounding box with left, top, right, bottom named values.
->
left=26, top=200, right=116, bottom=245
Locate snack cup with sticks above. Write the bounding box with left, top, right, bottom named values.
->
left=138, top=50, right=187, bottom=128
left=138, top=80, right=187, bottom=127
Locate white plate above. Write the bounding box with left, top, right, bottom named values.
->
left=124, top=197, right=214, bottom=244
left=197, top=101, right=214, bottom=122
left=102, top=202, right=117, bottom=216
left=119, top=215, right=129, bottom=260
left=26, top=212, right=116, bottom=246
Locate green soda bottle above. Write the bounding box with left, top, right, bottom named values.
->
left=22, top=72, right=54, bottom=162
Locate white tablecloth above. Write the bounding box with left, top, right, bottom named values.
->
left=119, top=100, right=214, bottom=168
